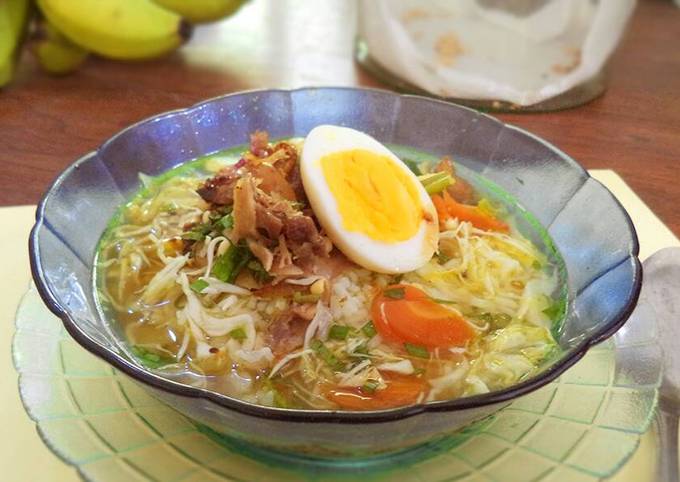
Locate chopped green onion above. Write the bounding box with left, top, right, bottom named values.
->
left=190, top=279, right=209, bottom=293
left=481, top=198, right=508, bottom=220
left=352, top=342, right=370, bottom=356
left=479, top=313, right=493, bottom=325
left=476, top=199, right=493, bottom=215
left=219, top=213, right=234, bottom=230
left=131, top=346, right=173, bottom=369
left=212, top=243, right=252, bottom=283
left=402, top=158, right=421, bottom=174
left=311, top=339, right=345, bottom=371
left=491, top=313, right=512, bottom=329
left=213, top=205, right=234, bottom=216
left=543, top=302, right=564, bottom=321
left=404, top=342, right=430, bottom=359
left=437, top=252, right=452, bottom=265
left=479, top=312, right=511, bottom=329
left=293, top=292, right=321, bottom=304
left=162, top=203, right=178, bottom=214
left=430, top=297, right=457, bottom=305
left=532, top=260, right=543, bottom=270
left=328, top=324, right=351, bottom=341
left=248, top=259, right=272, bottom=283
left=361, top=321, right=377, bottom=338
left=425, top=177, right=452, bottom=195
left=413, top=367, right=426, bottom=376
left=310, top=339, right=322, bottom=350
left=362, top=380, right=380, bottom=394
left=182, top=222, right=212, bottom=241
left=383, top=287, right=405, bottom=300
left=417, top=173, right=438, bottom=184
left=229, top=327, right=247, bottom=342
left=231, top=249, right=254, bottom=281
left=181, top=231, right=204, bottom=241
left=418, top=172, right=453, bottom=195
left=145, top=353, right=160, bottom=362
left=273, top=389, right=289, bottom=408
left=184, top=209, right=235, bottom=242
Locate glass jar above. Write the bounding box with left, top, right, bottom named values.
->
left=356, top=0, right=635, bottom=112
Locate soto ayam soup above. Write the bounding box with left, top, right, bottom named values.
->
left=96, top=125, right=563, bottom=410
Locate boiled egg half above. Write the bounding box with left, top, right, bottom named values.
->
left=300, top=125, right=438, bottom=273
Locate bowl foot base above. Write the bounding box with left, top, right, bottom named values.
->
left=195, top=417, right=493, bottom=473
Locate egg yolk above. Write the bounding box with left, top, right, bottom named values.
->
left=320, top=149, right=422, bottom=242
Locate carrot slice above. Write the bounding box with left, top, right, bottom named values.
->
left=371, top=285, right=475, bottom=348
left=328, top=375, right=426, bottom=410
left=432, top=191, right=509, bottom=233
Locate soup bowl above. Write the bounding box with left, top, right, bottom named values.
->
left=29, top=87, right=641, bottom=458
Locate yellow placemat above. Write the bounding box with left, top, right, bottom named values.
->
left=590, top=170, right=679, bottom=261
left=1, top=171, right=678, bottom=482
left=0, top=206, right=78, bottom=482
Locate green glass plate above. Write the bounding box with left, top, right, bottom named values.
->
left=13, top=285, right=660, bottom=481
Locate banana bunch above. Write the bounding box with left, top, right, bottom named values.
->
left=0, top=0, right=31, bottom=87
left=0, top=0, right=248, bottom=87
left=153, top=0, right=246, bottom=24
left=31, top=19, right=88, bottom=75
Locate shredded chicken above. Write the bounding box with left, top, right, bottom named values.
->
left=274, top=236, right=294, bottom=269
left=292, top=303, right=317, bottom=321
left=231, top=175, right=258, bottom=242
left=311, top=251, right=354, bottom=279
left=285, top=215, right=318, bottom=243
left=269, top=263, right=304, bottom=280
left=266, top=310, right=309, bottom=356
left=245, top=131, right=304, bottom=200
left=272, top=141, right=306, bottom=201
left=254, top=282, right=306, bottom=299
left=196, top=165, right=240, bottom=205
left=247, top=239, right=274, bottom=271
left=250, top=163, right=297, bottom=201
left=196, top=135, right=339, bottom=287
left=255, top=203, right=284, bottom=238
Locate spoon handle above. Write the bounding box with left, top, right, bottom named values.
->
left=657, top=400, right=679, bottom=482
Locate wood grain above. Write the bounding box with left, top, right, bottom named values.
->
left=1, top=0, right=678, bottom=236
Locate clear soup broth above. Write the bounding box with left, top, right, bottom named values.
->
left=95, top=133, right=566, bottom=410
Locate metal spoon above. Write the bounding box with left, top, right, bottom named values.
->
left=643, top=247, right=680, bottom=482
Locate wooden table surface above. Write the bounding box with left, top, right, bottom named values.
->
left=1, top=0, right=678, bottom=235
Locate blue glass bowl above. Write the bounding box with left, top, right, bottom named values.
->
left=29, top=87, right=641, bottom=457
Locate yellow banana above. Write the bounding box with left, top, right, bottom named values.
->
left=0, top=0, right=31, bottom=87
left=152, top=0, right=247, bottom=24
left=36, top=0, right=192, bottom=60
left=31, top=21, right=89, bottom=75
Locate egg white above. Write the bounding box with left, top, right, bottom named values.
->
left=300, top=125, right=439, bottom=274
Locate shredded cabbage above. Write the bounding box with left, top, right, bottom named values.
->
left=412, top=219, right=555, bottom=328
left=99, top=160, right=562, bottom=409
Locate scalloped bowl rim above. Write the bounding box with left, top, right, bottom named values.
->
left=29, top=86, right=642, bottom=424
